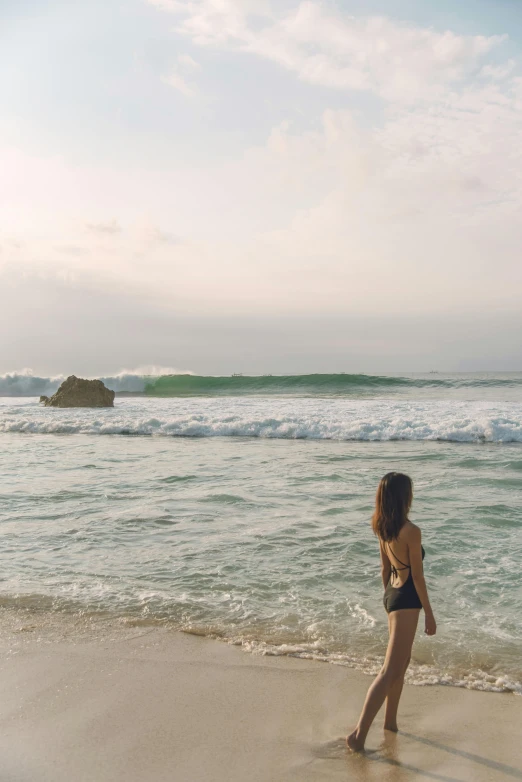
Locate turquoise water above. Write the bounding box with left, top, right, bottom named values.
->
left=0, top=375, right=521, bottom=693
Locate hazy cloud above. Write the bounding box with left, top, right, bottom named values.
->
left=178, top=53, right=201, bottom=71
left=162, top=51, right=202, bottom=96
left=149, top=0, right=506, bottom=102
left=481, top=59, right=516, bottom=80
left=55, top=244, right=89, bottom=256
left=85, top=219, right=122, bottom=235
left=2, top=266, right=521, bottom=374
left=162, top=70, right=197, bottom=96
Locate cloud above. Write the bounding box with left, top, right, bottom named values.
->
left=177, top=53, right=201, bottom=71
left=162, top=70, right=196, bottom=96
left=143, top=227, right=181, bottom=245
left=148, top=0, right=507, bottom=102
left=3, top=3, right=522, bottom=322
left=162, top=51, right=202, bottom=96
left=85, top=219, right=121, bottom=234
left=4, top=54, right=522, bottom=315
left=55, top=244, right=89, bottom=256
left=481, top=59, right=516, bottom=80
left=133, top=220, right=182, bottom=246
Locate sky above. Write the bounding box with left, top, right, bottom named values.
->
left=1, top=0, right=522, bottom=375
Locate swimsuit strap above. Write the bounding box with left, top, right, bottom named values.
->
left=384, top=541, right=410, bottom=579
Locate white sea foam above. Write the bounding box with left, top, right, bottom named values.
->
left=229, top=638, right=522, bottom=694
left=1, top=397, right=521, bottom=442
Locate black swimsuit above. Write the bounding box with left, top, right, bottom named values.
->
left=383, top=542, right=425, bottom=614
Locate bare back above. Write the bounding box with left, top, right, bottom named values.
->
left=380, top=521, right=418, bottom=588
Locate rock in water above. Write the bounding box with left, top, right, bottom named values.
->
left=39, top=396, right=49, bottom=404
left=43, top=376, right=115, bottom=408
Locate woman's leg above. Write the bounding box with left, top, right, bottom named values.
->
left=346, top=609, right=420, bottom=751
left=383, top=609, right=418, bottom=731
left=383, top=654, right=410, bottom=732
left=384, top=644, right=411, bottom=733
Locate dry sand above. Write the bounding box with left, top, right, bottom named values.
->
left=0, top=620, right=521, bottom=782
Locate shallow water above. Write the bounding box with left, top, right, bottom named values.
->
left=1, top=389, right=521, bottom=693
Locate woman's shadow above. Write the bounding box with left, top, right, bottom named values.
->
left=313, top=738, right=459, bottom=782
left=313, top=732, right=522, bottom=782
left=394, top=732, right=522, bottom=780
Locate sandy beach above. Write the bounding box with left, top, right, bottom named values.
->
left=0, top=617, right=520, bottom=782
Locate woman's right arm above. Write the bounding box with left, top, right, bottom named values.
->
left=409, top=525, right=436, bottom=636
left=379, top=540, right=391, bottom=589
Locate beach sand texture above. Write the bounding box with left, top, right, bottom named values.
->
left=0, top=625, right=520, bottom=782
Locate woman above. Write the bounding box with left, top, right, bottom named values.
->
left=346, top=472, right=436, bottom=752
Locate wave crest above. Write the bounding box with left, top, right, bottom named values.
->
left=0, top=368, right=192, bottom=397
left=2, top=370, right=522, bottom=398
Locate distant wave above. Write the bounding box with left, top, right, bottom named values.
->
left=0, top=368, right=190, bottom=397
left=2, top=370, right=522, bottom=398
left=0, top=371, right=65, bottom=397
left=142, top=373, right=412, bottom=396
left=142, top=373, right=522, bottom=396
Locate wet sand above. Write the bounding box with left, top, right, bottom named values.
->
left=0, top=622, right=521, bottom=782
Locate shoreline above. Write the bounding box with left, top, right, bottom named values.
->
left=2, top=601, right=521, bottom=696
left=0, top=620, right=521, bottom=781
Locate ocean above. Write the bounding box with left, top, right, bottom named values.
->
left=1, top=372, right=521, bottom=694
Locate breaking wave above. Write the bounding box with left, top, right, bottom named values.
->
left=0, top=368, right=191, bottom=397
left=142, top=373, right=522, bottom=396
left=2, top=370, right=522, bottom=398
left=1, top=404, right=521, bottom=442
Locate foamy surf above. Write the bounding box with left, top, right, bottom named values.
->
left=228, top=638, right=522, bottom=694
left=1, top=397, right=521, bottom=442
left=2, top=595, right=520, bottom=695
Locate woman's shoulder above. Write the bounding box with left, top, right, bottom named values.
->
left=401, top=521, right=421, bottom=541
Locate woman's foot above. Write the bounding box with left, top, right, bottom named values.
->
left=384, top=721, right=398, bottom=732
left=346, top=729, right=365, bottom=752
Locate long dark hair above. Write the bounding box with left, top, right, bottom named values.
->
left=371, top=472, right=413, bottom=542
